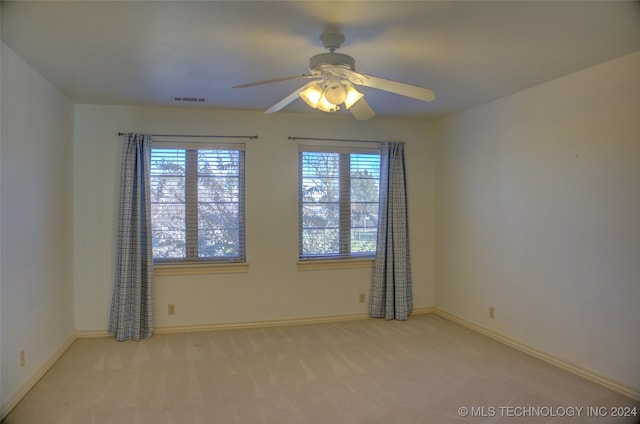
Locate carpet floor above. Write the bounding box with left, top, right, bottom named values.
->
left=3, top=314, right=638, bottom=423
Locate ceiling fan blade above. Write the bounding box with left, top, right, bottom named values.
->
left=264, top=81, right=316, bottom=114
left=341, top=69, right=436, bottom=102
left=361, top=74, right=436, bottom=102
left=348, top=97, right=376, bottom=121
left=233, top=74, right=314, bottom=89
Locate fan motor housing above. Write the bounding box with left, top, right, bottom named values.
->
left=310, top=53, right=355, bottom=71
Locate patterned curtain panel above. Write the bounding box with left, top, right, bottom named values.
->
left=108, top=133, right=154, bottom=341
left=369, top=142, right=413, bottom=320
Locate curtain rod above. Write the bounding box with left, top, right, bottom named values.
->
left=118, top=132, right=258, bottom=139
left=288, top=136, right=390, bottom=144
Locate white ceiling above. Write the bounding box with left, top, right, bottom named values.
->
left=2, top=1, right=639, bottom=120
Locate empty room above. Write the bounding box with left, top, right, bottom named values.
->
left=1, top=1, right=639, bottom=423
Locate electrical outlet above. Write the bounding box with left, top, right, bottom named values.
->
left=359, top=293, right=366, bottom=304
left=168, top=304, right=176, bottom=315
left=20, top=351, right=26, bottom=367
left=489, top=306, right=495, bottom=319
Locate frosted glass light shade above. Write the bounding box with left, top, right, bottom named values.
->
left=317, top=94, right=339, bottom=112
left=324, top=82, right=347, bottom=105
left=299, top=83, right=323, bottom=108
left=344, top=85, right=364, bottom=109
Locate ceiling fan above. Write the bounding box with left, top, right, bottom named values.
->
left=232, top=31, right=436, bottom=120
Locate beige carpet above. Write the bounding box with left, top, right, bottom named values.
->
left=4, top=314, right=639, bottom=423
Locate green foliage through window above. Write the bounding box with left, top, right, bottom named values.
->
left=300, top=150, right=380, bottom=259
left=150, top=146, right=245, bottom=262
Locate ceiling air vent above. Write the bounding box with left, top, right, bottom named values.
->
left=172, top=96, right=207, bottom=103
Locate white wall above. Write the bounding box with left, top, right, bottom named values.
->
left=434, top=51, right=640, bottom=390
left=0, top=43, right=75, bottom=412
left=73, top=106, right=435, bottom=332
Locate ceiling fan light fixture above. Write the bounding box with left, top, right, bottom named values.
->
left=300, top=80, right=344, bottom=112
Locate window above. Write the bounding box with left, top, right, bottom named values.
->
left=150, top=142, right=245, bottom=263
left=299, top=147, right=380, bottom=260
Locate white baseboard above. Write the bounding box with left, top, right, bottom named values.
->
left=1, top=332, right=77, bottom=421
left=155, top=312, right=372, bottom=334
left=434, top=308, right=640, bottom=401
left=75, top=329, right=110, bottom=338
left=412, top=306, right=435, bottom=315
left=77, top=307, right=435, bottom=338
left=76, top=313, right=373, bottom=338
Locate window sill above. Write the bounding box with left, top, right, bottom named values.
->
left=297, top=258, right=374, bottom=271
left=154, top=262, right=249, bottom=276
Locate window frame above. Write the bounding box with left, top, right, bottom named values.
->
left=298, top=145, right=381, bottom=265
left=150, top=141, right=246, bottom=267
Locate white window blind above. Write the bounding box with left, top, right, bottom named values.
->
left=150, top=142, right=245, bottom=263
left=299, top=147, right=380, bottom=260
